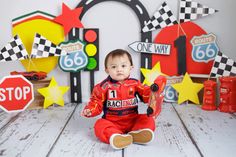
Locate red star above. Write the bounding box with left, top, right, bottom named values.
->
left=54, top=3, right=84, bottom=35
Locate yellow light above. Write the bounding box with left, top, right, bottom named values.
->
left=85, top=44, right=97, bottom=56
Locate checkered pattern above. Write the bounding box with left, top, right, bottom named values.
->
left=179, top=0, right=218, bottom=23
left=210, top=52, right=236, bottom=77
left=30, top=33, right=67, bottom=59
left=142, top=2, right=178, bottom=32
left=0, top=35, right=29, bottom=62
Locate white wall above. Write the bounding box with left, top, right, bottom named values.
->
left=0, top=0, right=235, bottom=103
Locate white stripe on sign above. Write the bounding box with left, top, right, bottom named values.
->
left=73, top=77, right=77, bottom=86
left=74, top=92, right=77, bottom=101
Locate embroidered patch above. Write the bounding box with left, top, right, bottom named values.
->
left=128, top=87, right=134, bottom=96
left=107, top=98, right=138, bottom=108
left=108, top=90, right=117, bottom=98
left=101, top=82, right=108, bottom=90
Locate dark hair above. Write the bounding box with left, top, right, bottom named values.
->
left=104, top=49, right=133, bottom=68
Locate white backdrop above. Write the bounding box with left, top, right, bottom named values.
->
left=0, top=0, right=235, bottom=103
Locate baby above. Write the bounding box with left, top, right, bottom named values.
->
left=82, top=49, right=155, bottom=149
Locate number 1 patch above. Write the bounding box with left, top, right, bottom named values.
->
left=109, top=90, right=117, bottom=98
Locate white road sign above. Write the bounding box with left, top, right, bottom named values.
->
left=129, top=41, right=171, bottom=55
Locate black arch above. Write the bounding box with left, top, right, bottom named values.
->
left=69, top=0, right=152, bottom=103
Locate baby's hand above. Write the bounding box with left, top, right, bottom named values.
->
left=82, top=109, right=92, bottom=117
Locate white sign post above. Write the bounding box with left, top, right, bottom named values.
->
left=129, top=41, right=171, bottom=55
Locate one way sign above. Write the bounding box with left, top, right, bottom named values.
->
left=129, top=41, right=171, bottom=55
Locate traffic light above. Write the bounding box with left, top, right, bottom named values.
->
left=82, top=28, right=99, bottom=71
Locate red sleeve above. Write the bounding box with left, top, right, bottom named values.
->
left=84, top=83, right=107, bottom=117
left=136, top=80, right=151, bottom=103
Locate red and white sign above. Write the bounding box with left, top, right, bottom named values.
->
left=0, top=75, right=34, bottom=113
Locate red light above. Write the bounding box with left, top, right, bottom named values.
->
left=85, top=30, right=97, bottom=42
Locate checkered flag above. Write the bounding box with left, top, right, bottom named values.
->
left=0, top=35, right=29, bottom=62
left=210, top=52, right=236, bottom=77
left=179, top=0, right=218, bottom=23
left=142, top=2, right=178, bottom=32
left=30, top=33, right=67, bottom=59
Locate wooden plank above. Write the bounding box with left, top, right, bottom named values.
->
left=48, top=104, right=122, bottom=157
left=124, top=103, right=201, bottom=157
left=0, top=111, right=18, bottom=130
left=0, top=104, right=76, bottom=157
left=174, top=103, right=236, bottom=157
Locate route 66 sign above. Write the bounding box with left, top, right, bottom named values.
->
left=59, top=40, right=88, bottom=72
left=191, top=33, right=219, bottom=63
left=164, top=76, right=183, bottom=102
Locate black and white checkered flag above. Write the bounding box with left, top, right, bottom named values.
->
left=210, top=52, right=236, bottom=77
left=142, top=2, right=178, bottom=32
left=30, top=33, right=67, bottom=59
left=0, top=35, right=29, bottom=62
left=179, top=0, right=218, bottom=23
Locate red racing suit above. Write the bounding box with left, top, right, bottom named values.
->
left=83, top=76, right=155, bottom=144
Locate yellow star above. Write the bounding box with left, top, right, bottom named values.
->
left=37, top=77, right=69, bottom=109
left=141, top=62, right=167, bottom=86
left=172, top=73, right=203, bottom=104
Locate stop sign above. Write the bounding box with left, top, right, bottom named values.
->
left=0, top=75, right=34, bottom=113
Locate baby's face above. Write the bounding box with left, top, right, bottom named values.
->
left=105, top=54, right=133, bottom=82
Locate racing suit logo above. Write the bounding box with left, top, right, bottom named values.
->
left=107, top=98, right=138, bottom=108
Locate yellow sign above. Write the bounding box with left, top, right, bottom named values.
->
left=172, top=73, right=203, bottom=104
left=141, top=62, right=167, bottom=86
left=12, top=11, right=64, bottom=73
left=38, top=77, right=69, bottom=109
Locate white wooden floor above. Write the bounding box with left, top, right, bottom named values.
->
left=0, top=103, right=236, bottom=157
